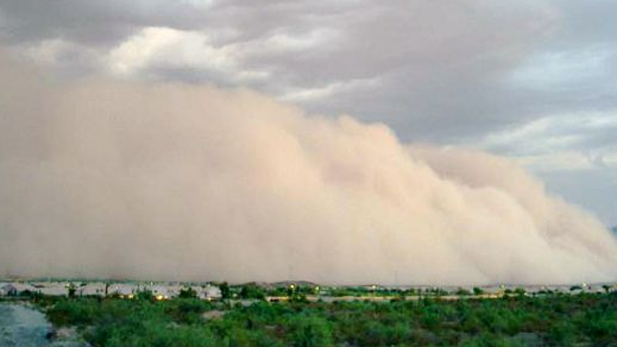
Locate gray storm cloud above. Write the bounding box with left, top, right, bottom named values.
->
left=1, top=51, right=616, bottom=285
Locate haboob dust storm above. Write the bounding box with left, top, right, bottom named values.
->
left=1, top=51, right=616, bottom=285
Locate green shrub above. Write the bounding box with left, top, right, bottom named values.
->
left=287, top=314, right=333, bottom=347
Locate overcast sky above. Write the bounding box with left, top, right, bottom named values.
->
left=0, top=0, right=616, bottom=225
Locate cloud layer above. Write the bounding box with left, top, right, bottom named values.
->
left=1, top=52, right=616, bottom=285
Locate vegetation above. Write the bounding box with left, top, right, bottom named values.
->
left=31, top=290, right=617, bottom=346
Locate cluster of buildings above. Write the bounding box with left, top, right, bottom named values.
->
left=0, top=281, right=222, bottom=300
left=2, top=280, right=615, bottom=302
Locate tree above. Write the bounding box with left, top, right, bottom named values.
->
left=68, top=282, right=77, bottom=298
left=136, top=290, right=154, bottom=301
left=220, top=282, right=231, bottom=300
left=239, top=283, right=266, bottom=300
left=179, top=287, right=198, bottom=299
left=456, top=288, right=471, bottom=296
left=288, top=314, right=333, bottom=347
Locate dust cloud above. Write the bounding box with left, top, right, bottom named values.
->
left=1, top=51, right=616, bottom=285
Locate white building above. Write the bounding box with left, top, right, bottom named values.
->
left=108, top=283, right=139, bottom=297
left=166, top=283, right=185, bottom=298
left=37, top=282, right=69, bottom=296
left=0, top=283, right=17, bottom=296
left=77, top=282, right=107, bottom=296
left=147, top=285, right=171, bottom=300
left=1, top=283, right=38, bottom=295
left=199, top=285, right=222, bottom=300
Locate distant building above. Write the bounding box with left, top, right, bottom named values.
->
left=0, top=280, right=223, bottom=300
left=78, top=283, right=106, bottom=296
left=108, top=283, right=139, bottom=297
left=2, top=283, right=38, bottom=295
left=37, top=282, right=69, bottom=296
left=191, top=285, right=221, bottom=300
left=0, top=283, right=18, bottom=296
left=148, top=285, right=170, bottom=300
left=203, top=285, right=222, bottom=300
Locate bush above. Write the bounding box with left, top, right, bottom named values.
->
left=239, top=283, right=266, bottom=300
left=287, top=314, right=333, bottom=347
left=36, top=289, right=617, bottom=347
left=178, top=287, right=197, bottom=299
